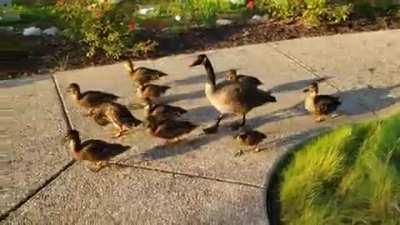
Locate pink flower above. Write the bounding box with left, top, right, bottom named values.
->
left=128, top=19, right=136, bottom=31
left=246, top=0, right=255, bottom=10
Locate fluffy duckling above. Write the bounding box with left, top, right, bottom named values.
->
left=66, top=83, right=119, bottom=115
left=234, top=130, right=267, bottom=156
left=63, top=129, right=130, bottom=172
left=145, top=103, right=187, bottom=121
left=125, top=59, right=168, bottom=86
left=226, top=69, right=263, bottom=86
left=303, top=82, right=341, bottom=122
left=90, top=102, right=142, bottom=137
left=190, top=54, right=276, bottom=134
left=136, top=84, right=170, bottom=104
left=144, top=115, right=197, bottom=143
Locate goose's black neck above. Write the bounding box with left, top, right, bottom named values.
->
left=203, top=58, right=216, bottom=87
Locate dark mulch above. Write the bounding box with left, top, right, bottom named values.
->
left=1, top=13, right=399, bottom=79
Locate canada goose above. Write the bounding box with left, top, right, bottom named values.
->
left=66, top=83, right=119, bottom=115
left=189, top=54, right=276, bottom=134
left=63, top=129, right=130, bottom=172
left=90, top=102, right=142, bottom=137
left=303, top=82, right=341, bottom=122
left=144, top=116, right=197, bottom=143
left=226, top=69, right=263, bottom=86
left=125, top=59, right=168, bottom=86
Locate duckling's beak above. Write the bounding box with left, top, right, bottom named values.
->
left=302, top=88, right=309, bottom=93
left=189, top=58, right=203, bottom=67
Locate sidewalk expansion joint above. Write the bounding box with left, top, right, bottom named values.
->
left=269, top=43, right=377, bottom=116
left=0, top=75, right=77, bottom=222
left=51, top=75, right=73, bottom=130
left=112, top=162, right=265, bottom=190
left=0, top=160, right=75, bottom=221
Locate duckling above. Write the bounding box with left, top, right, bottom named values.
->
left=234, top=129, right=267, bottom=156
left=63, top=129, right=130, bottom=172
left=226, top=69, right=263, bottom=86
left=189, top=54, right=276, bottom=134
left=144, top=115, right=197, bottom=143
left=145, top=103, right=187, bottom=121
left=90, top=102, right=142, bottom=137
left=303, top=82, right=341, bottom=122
left=66, top=83, right=119, bottom=115
left=125, top=59, right=168, bottom=86
left=136, top=84, right=170, bottom=104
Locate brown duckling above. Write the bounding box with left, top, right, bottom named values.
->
left=190, top=54, right=276, bottom=134
left=236, top=130, right=266, bottom=148
left=66, top=83, right=119, bottom=115
left=90, top=102, right=142, bottom=137
left=226, top=69, right=263, bottom=86
left=63, top=129, right=130, bottom=172
left=144, top=115, right=197, bottom=143
left=145, top=103, right=187, bottom=120
left=303, top=82, right=341, bottom=122
left=125, top=59, right=168, bottom=86
left=136, top=84, right=170, bottom=104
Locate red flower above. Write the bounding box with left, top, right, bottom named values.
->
left=128, top=19, right=136, bottom=31
left=246, top=0, right=255, bottom=10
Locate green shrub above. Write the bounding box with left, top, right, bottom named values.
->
left=257, top=0, right=351, bottom=26
left=57, top=2, right=135, bottom=59
left=167, top=0, right=231, bottom=27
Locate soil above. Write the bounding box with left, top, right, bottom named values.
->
left=1, top=13, right=399, bottom=79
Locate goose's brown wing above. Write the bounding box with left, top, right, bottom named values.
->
left=314, top=95, right=341, bottom=115
left=237, top=75, right=263, bottom=86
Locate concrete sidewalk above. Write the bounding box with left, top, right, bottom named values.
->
left=2, top=30, right=400, bottom=225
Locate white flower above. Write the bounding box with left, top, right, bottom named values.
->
left=43, top=27, right=59, bottom=36
left=174, top=15, right=181, bottom=21
left=139, top=7, right=154, bottom=15
left=229, top=0, right=244, bottom=4
left=23, top=26, right=42, bottom=36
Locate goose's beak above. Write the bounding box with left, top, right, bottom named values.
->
left=302, top=88, right=309, bottom=93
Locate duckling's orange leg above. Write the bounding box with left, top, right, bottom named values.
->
left=90, top=161, right=109, bottom=172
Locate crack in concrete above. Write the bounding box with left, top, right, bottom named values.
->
left=268, top=43, right=377, bottom=116
left=111, top=162, right=266, bottom=189
left=0, top=75, right=76, bottom=222
left=0, top=160, right=75, bottom=221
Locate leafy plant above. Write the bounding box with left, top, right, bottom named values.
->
left=257, top=0, right=351, bottom=26
left=57, top=2, right=135, bottom=59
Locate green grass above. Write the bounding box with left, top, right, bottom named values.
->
left=279, top=112, right=400, bottom=225
left=0, top=4, right=59, bottom=27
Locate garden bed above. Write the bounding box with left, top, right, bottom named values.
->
left=1, top=0, right=400, bottom=79
left=266, top=111, right=400, bottom=225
